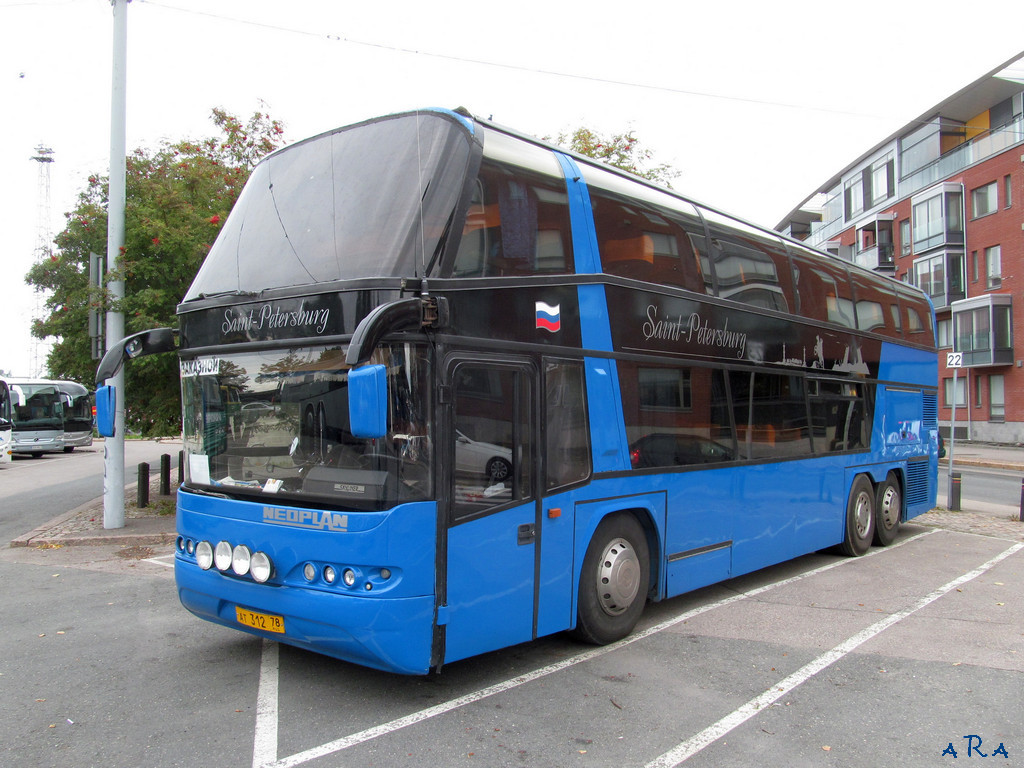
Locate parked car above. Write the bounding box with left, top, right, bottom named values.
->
left=455, top=430, right=512, bottom=481
left=630, top=433, right=735, bottom=469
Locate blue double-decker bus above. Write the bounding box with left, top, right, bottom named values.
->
left=98, top=109, right=938, bottom=674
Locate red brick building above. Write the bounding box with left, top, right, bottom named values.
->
left=777, top=52, right=1024, bottom=443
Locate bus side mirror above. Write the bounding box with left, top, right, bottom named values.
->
left=349, top=364, right=387, bottom=439
left=95, top=385, right=116, bottom=437
left=95, top=327, right=176, bottom=385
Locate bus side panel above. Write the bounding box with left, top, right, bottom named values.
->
left=877, top=342, right=938, bottom=388
left=663, top=471, right=734, bottom=596
left=175, top=492, right=438, bottom=675
left=710, top=459, right=845, bottom=582
left=660, top=456, right=854, bottom=599
left=876, top=343, right=940, bottom=519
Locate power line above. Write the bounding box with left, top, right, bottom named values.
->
left=136, top=0, right=885, bottom=121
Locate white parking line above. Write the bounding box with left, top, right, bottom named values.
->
left=253, top=530, right=939, bottom=768
left=253, top=640, right=280, bottom=768
left=644, top=540, right=1024, bottom=767
left=142, top=555, right=175, bottom=569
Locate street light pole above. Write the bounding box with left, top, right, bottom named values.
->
left=103, top=0, right=128, bottom=529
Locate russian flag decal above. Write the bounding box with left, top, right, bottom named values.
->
left=535, top=301, right=561, bottom=332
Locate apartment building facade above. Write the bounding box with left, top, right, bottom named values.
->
left=777, top=53, right=1024, bottom=443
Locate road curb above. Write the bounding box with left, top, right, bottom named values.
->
left=10, top=496, right=177, bottom=549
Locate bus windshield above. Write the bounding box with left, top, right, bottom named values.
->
left=184, top=112, right=474, bottom=299
left=9, top=383, right=63, bottom=431
left=180, top=343, right=432, bottom=510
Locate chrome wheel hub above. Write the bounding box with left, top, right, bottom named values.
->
left=596, top=537, right=640, bottom=616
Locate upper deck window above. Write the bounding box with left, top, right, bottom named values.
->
left=701, top=208, right=795, bottom=313
left=450, top=130, right=574, bottom=277
left=787, top=246, right=857, bottom=329
left=584, top=165, right=709, bottom=293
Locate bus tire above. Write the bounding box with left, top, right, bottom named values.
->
left=840, top=475, right=875, bottom=557
left=571, top=513, right=649, bottom=645
left=873, top=472, right=902, bottom=547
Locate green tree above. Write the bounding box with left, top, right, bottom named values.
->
left=27, top=108, right=286, bottom=436
left=552, top=127, right=679, bottom=187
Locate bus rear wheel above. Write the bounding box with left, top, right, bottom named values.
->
left=571, top=513, right=649, bottom=645
left=840, top=475, right=875, bottom=557
left=873, top=472, right=902, bottom=547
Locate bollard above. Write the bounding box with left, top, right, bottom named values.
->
left=138, top=462, right=150, bottom=508
left=1019, top=478, right=1024, bottom=523
left=950, top=471, right=961, bottom=512
left=160, top=453, right=171, bottom=496
left=178, top=450, right=184, bottom=485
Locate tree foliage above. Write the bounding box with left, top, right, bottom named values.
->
left=552, top=127, right=679, bottom=187
left=27, top=108, right=286, bottom=436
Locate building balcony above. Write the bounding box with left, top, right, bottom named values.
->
left=853, top=243, right=895, bottom=271
left=900, top=115, right=1024, bottom=199
left=951, top=294, right=1014, bottom=367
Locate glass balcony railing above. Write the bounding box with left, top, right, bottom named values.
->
left=853, top=243, right=895, bottom=271
left=900, top=116, right=1024, bottom=198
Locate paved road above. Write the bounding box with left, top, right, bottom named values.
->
left=0, top=440, right=178, bottom=544
left=3, top=443, right=1022, bottom=766
left=2, top=522, right=1021, bottom=768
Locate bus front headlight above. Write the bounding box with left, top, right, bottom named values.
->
left=214, top=541, right=233, bottom=571
left=196, top=541, right=214, bottom=570
left=250, top=552, right=273, bottom=583
left=231, top=545, right=252, bottom=576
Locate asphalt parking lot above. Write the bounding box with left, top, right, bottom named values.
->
left=3, top=518, right=1022, bottom=768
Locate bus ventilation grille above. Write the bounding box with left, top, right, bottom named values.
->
left=905, top=459, right=930, bottom=508
left=923, top=391, right=938, bottom=429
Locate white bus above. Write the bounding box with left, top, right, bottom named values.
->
left=0, top=380, right=12, bottom=464
left=0, top=378, right=65, bottom=457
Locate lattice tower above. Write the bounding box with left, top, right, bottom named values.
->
left=30, top=144, right=54, bottom=377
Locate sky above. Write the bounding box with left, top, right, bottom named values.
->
left=2, top=0, right=1024, bottom=379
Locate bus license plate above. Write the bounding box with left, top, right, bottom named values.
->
left=235, top=606, right=285, bottom=634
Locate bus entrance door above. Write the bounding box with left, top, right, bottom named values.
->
left=442, top=360, right=537, bottom=665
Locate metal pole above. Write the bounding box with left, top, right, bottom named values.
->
left=947, top=367, right=957, bottom=511
left=103, top=0, right=128, bottom=529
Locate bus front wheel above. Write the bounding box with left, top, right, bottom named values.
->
left=873, top=472, right=902, bottom=547
left=571, top=513, right=649, bottom=645
left=840, top=475, right=876, bottom=556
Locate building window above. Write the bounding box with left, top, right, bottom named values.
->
left=952, top=294, right=1014, bottom=367
left=990, top=374, right=1005, bottom=421
left=937, top=318, right=952, bottom=348
left=986, top=245, right=1002, bottom=289
left=844, top=176, right=864, bottom=220
left=943, top=377, right=967, bottom=408
left=971, top=182, right=998, bottom=218
left=912, top=251, right=965, bottom=308
left=1005, top=175, right=1013, bottom=209
left=870, top=154, right=895, bottom=207
left=912, top=187, right=963, bottom=252
left=971, top=250, right=979, bottom=283
left=900, top=218, right=911, bottom=257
